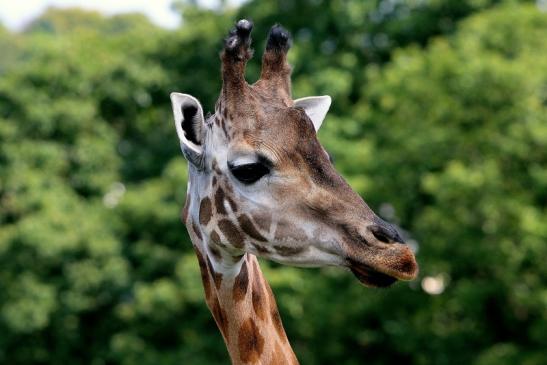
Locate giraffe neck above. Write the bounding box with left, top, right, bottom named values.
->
left=184, top=192, right=299, bottom=364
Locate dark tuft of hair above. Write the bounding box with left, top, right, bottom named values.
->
left=266, top=24, right=292, bottom=52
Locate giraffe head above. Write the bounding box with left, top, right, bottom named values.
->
left=171, top=20, right=418, bottom=287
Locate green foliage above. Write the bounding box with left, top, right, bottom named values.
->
left=0, top=1, right=545, bottom=364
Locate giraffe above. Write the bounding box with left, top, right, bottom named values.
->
left=170, top=20, right=418, bottom=364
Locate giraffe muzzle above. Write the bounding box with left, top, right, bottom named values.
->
left=346, top=243, right=418, bottom=288
left=343, top=220, right=418, bottom=287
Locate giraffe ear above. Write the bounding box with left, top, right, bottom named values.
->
left=294, top=95, right=332, bottom=132
left=170, top=92, right=205, bottom=165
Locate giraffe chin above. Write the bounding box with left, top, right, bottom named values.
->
left=349, top=262, right=398, bottom=288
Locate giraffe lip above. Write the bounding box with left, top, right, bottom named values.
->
left=348, top=260, right=398, bottom=288
left=344, top=242, right=418, bottom=287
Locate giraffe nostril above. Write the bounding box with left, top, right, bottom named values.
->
left=369, top=224, right=404, bottom=244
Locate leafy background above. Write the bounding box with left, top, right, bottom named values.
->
left=0, top=1, right=546, bottom=364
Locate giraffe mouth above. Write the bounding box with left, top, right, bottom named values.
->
left=348, top=260, right=398, bottom=288
left=347, top=245, right=418, bottom=288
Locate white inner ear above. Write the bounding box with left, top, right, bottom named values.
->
left=294, top=95, right=332, bottom=131
left=170, top=92, right=204, bottom=154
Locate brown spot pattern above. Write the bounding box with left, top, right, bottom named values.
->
left=215, top=187, right=227, bottom=215
left=273, top=245, right=305, bottom=256
left=266, top=282, right=287, bottom=342
left=238, top=215, right=267, bottom=242
left=192, top=222, right=203, bottom=240
left=271, top=309, right=286, bottom=342
left=211, top=297, right=229, bottom=341
left=254, top=212, right=272, bottom=232
left=218, top=219, right=244, bottom=248
left=269, top=343, right=288, bottom=365
left=210, top=230, right=222, bottom=245
left=194, top=246, right=212, bottom=300
left=199, top=197, right=212, bottom=225
left=208, top=244, right=222, bottom=261
left=206, top=256, right=223, bottom=290
left=212, top=161, right=222, bottom=175
left=251, top=261, right=266, bottom=320
left=274, top=224, right=307, bottom=242
left=238, top=318, right=265, bottom=363
left=221, top=118, right=229, bottom=138
left=181, top=195, right=190, bottom=223
left=226, top=196, right=238, bottom=212
left=233, top=260, right=249, bottom=302
left=252, top=243, right=270, bottom=254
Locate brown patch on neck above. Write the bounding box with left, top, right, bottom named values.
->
left=211, top=296, right=229, bottom=342
left=238, top=317, right=265, bottom=364
left=233, top=259, right=249, bottom=302
left=251, top=260, right=267, bottom=320
left=270, top=307, right=286, bottom=343
left=199, top=197, right=212, bottom=225
left=269, top=342, right=289, bottom=365
left=265, top=281, right=288, bottom=343
left=193, top=246, right=212, bottom=301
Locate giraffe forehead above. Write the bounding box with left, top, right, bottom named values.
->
left=219, top=103, right=312, bottom=143
left=218, top=84, right=290, bottom=114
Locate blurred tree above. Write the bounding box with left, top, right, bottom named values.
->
left=348, top=4, right=547, bottom=365
left=0, top=1, right=545, bottom=365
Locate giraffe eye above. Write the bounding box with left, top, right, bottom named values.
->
left=229, top=162, right=270, bottom=184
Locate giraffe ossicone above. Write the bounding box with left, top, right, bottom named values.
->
left=171, top=19, right=418, bottom=365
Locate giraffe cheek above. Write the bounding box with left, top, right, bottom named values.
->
left=252, top=211, right=272, bottom=232
left=218, top=219, right=245, bottom=248
left=238, top=214, right=267, bottom=242
left=274, top=223, right=308, bottom=242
